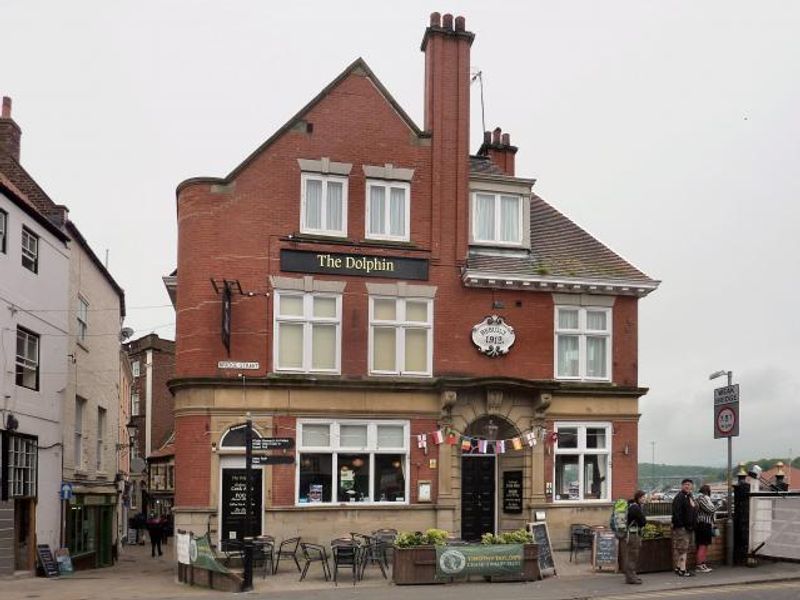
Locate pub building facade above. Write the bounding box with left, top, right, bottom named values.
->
left=169, top=12, right=658, bottom=549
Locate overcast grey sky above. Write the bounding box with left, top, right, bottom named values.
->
left=2, top=1, right=798, bottom=467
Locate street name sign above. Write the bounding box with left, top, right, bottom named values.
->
left=217, top=361, right=260, bottom=370
left=713, top=385, right=740, bottom=438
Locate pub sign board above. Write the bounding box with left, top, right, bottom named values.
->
left=502, top=470, right=523, bottom=514
left=220, top=469, right=262, bottom=548
left=280, top=249, right=429, bottom=280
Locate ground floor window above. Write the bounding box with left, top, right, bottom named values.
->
left=553, top=422, right=611, bottom=502
left=67, top=505, right=96, bottom=556
left=5, top=434, right=37, bottom=498
left=296, top=420, right=408, bottom=505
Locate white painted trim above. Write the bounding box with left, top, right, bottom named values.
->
left=273, top=291, right=341, bottom=374
left=552, top=421, right=613, bottom=504
left=299, top=172, right=349, bottom=237
left=553, top=305, right=613, bottom=382
left=368, top=296, right=433, bottom=377
left=470, top=191, right=525, bottom=248
left=463, top=270, right=659, bottom=297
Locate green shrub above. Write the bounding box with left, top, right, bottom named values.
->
left=480, top=528, right=532, bottom=544
left=395, top=528, right=450, bottom=547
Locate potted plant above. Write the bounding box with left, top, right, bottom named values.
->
left=480, top=529, right=541, bottom=582
left=393, top=529, right=449, bottom=585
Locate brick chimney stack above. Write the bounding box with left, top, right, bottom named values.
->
left=0, top=96, right=22, bottom=161
left=422, top=12, right=474, bottom=264
left=478, top=127, right=518, bottom=176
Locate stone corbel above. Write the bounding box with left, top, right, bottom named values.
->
left=534, top=392, right=552, bottom=420
left=440, top=390, right=457, bottom=419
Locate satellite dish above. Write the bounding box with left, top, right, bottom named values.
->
left=120, top=327, right=134, bottom=342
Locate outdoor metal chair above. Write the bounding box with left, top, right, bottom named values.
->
left=299, top=542, right=331, bottom=581
left=371, top=529, right=397, bottom=566
left=331, top=537, right=361, bottom=586
left=273, top=536, right=302, bottom=574
left=569, top=524, right=594, bottom=562
left=255, top=536, right=275, bottom=577
left=357, top=535, right=388, bottom=579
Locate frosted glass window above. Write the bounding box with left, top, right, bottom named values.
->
left=305, top=179, right=322, bottom=230
left=557, top=335, right=579, bottom=377
left=280, top=295, right=304, bottom=317
left=405, top=301, right=428, bottom=323
left=404, top=329, right=428, bottom=372
left=301, top=174, right=347, bottom=236
left=367, top=181, right=409, bottom=241
left=340, top=425, right=368, bottom=448
left=275, top=292, right=340, bottom=373
left=313, top=297, right=337, bottom=318
left=311, top=325, right=336, bottom=370
left=377, top=425, right=405, bottom=449
left=373, top=328, right=396, bottom=371
left=302, top=424, right=331, bottom=447
left=373, top=299, right=396, bottom=321
left=587, top=311, right=608, bottom=331
left=278, top=323, right=303, bottom=369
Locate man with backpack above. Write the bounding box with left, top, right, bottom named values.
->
left=620, top=490, right=647, bottom=584
left=671, top=478, right=698, bottom=577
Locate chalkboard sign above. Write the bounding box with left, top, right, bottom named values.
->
left=221, top=468, right=262, bottom=548
left=36, top=545, right=59, bottom=578
left=527, top=522, right=556, bottom=576
left=592, top=530, right=619, bottom=572
left=502, top=471, right=523, bottom=514
left=127, top=527, right=138, bottom=544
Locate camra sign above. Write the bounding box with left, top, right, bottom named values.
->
left=472, top=315, right=516, bottom=357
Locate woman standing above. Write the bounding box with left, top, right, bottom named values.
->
left=695, top=484, right=716, bottom=572
left=622, top=490, right=648, bottom=584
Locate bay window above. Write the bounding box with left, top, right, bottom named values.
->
left=274, top=291, right=341, bottom=373
left=366, top=180, right=410, bottom=241
left=297, top=420, right=409, bottom=505
left=300, top=173, right=348, bottom=237
left=369, top=296, right=432, bottom=376
left=555, top=306, right=612, bottom=380
left=553, top=422, right=611, bottom=502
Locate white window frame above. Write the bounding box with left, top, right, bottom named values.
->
left=554, top=306, right=612, bottom=382
left=368, top=296, right=433, bottom=377
left=299, top=172, right=348, bottom=237
left=21, top=226, right=39, bottom=273
left=77, top=296, right=89, bottom=344
left=131, top=361, right=140, bottom=378
left=8, top=435, right=38, bottom=498
left=470, top=192, right=524, bottom=246
left=15, top=327, right=39, bottom=391
left=273, top=291, right=342, bottom=374
left=364, top=180, right=411, bottom=242
left=552, top=421, right=612, bottom=503
left=295, top=419, right=410, bottom=506
left=131, top=391, right=140, bottom=416
left=75, top=397, right=86, bottom=469
left=97, top=407, right=106, bottom=471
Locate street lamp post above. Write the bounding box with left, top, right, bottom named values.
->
left=709, top=369, right=734, bottom=567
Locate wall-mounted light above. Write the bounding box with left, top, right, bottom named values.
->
left=624, top=443, right=630, bottom=456
left=211, top=442, right=217, bottom=453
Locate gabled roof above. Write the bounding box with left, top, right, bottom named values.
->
left=177, top=57, right=426, bottom=195
left=465, top=159, right=658, bottom=296
left=0, top=149, right=61, bottom=220
left=0, top=173, right=70, bottom=242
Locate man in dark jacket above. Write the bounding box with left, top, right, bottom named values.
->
left=622, top=490, right=647, bottom=584
left=146, top=514, right=163, bottom=557
left=671, top=478, right=697, bottom=576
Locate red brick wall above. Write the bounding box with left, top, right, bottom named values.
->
left=271, top=416, right=296, bottom=507
left=411, top=419, right=439, bottom=503
left=175, top=414, right=211, bottom=506
left=613, top=296, right=638, bottom=387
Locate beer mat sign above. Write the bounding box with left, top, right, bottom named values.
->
left=435, top=544, right=524, bottom=580
left=280, top=249, right=429, bottom=280
left=472, top=315, right=516, bottom=357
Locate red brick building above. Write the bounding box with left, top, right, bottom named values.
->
left=168, top=13, right=658, bottom=548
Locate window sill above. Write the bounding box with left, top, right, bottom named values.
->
left=469, top=240, right=526, bottom=250
left=296, top=230, right=348, bottom=241
left=282, top=234, right=428, bottom=252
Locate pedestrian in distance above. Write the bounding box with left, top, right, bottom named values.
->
left=695, top=484, right=716, bottom=573
left=146, top=513, right=163, bottom=558
left=671, top=478, right=698, bottom=577
left=622, top=490, right=648, bottom=584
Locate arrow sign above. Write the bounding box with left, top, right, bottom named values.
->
left=251, top=455, right=295, bottom=466
left=251, top=438, right=295, bottom=450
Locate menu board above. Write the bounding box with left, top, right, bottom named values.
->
left=36, top=545, right=59, bottom=578
left=592, top=530, right=619, bottom=571
left=221, top=469, right=262, bottom=547
left=502, top=471, right=523, bottom=514
left=528, top=522, right=556, bottom=576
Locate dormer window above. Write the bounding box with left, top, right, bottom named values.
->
left=471, top=192, right=523, bottom=246
left=300, top=173, right=348, bottom=237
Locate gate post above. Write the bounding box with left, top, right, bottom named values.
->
left=733, top=464, right=750, bottom=565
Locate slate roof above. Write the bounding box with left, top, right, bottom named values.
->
left=467, top=158, right=658, bottom=292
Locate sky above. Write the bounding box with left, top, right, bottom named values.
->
left=2, top=1, right=798, bottom=467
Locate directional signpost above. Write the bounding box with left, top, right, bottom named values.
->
left=251, top=455, right=294, bottom=466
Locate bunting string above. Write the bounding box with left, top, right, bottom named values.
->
left=415, top=424, right=553, bottom=455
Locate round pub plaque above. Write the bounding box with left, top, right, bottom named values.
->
left=471, top=315, right=516, bottom=357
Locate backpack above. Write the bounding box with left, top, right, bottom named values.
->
left=609, top=498, right=629, bottom=538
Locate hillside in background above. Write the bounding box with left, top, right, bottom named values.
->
left=637, top=457, right=798, bottom=491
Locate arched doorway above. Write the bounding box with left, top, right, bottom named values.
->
left=460, top=416, right=520, bottom=541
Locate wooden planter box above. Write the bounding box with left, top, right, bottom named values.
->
left=393, top=546, right=444, bottom=585
left=489, top=543, right=541, bottom=582
left=631, top=537, right=673, bottom=573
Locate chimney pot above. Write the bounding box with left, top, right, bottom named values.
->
left=483, top=131, right=492, bottom=144
left=501, top=133, right=510, bottom=146
left=1, top=97, right=11, bottom=119
left=429, top=12, right=441, bottom=27
left=455, top=16, right=466, bottom=32
left=442, top=13, right=454, bottom=30
left=492, top=127, right=502, bottom=144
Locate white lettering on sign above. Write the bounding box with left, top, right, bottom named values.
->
left=714, top=384, right=740, bottom=405
left=217, top=361, right=260, bottom=370
left=471, top=315, right=516, bottom=358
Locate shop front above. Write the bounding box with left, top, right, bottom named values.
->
left=66, top=492, right=116, bottom=569
left=0, top=431, right=38, bottom=575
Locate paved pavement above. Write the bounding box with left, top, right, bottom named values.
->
left=2, top=543, right=800, bottom=600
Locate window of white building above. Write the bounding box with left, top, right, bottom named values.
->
left=97, top=407, right=106, bottom=471
left=296, top=420, right=408, bottom=505
left=273, top=291, right=341, bottom=373
left=77, top=296, right=89, bottom=343
left=555, top=306, right=612, bottom=381
left=21, top=226, right=39, bottom=273
left=131, top=391, right=140, bottom=416
left=553, top=422, right=612, bottom=502
left=75, top=397, right=86, bottom=469
left=8, top=434, right=37, bottom=498
left=365, top=180, right=410, bottom=241
left=15, top=327, right=39, bottom=390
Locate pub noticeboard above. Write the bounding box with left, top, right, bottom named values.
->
left=220, top=469, right=262, bottom=547
left=528, top=522, right=556, bottom=576
left=280, top=249, right=429, bottom=281
left=502, top=471, right=523, bottom=514
left=592, top=530, right=619, bottom=572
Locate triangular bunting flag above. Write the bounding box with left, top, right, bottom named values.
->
left=478, top=439, right=488, bottom=454
left=524, top=431, right=537, bottom=447
left=511, top=437, right=523, bottom=451
left=461, top=438, right=472, bottom=452
left=417, top=434, right=427, bottom=449
left=446, top=431, right=458, bottom=445
left=432, top=430, right=444, bottom=445
left=495, top=439, right=506, bottom=454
